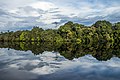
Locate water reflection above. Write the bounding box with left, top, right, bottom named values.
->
left=0, top=42, right=120, bottom=61
left=0, top=42, right=120, bottom=80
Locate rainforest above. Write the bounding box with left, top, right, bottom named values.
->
left=0, top=20, right=119, bottom=44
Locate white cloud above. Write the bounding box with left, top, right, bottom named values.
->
left=10, top=8, right=40, bottom=17
left=37, top=12, right=61, bottom=24
left=0, top=0, right=38, bottom=10
left=103, top=7, right=120, bottom=16
left=30, top=1, right=57, bottom=10
left=0, top=0, right=120, bottom=31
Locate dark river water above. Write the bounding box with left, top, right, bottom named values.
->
left=0, top=42, right=120, bottom=80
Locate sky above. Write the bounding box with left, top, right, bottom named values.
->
left=0, top=0, right=120, bottom=32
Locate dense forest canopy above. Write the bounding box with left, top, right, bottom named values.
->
left=0, top=20, right=120, bottom=44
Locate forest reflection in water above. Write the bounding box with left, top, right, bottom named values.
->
left=0, top=42, right=120, bottom=61
left=0, top=42, right=120, bottom=80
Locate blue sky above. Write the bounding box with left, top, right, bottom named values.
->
left=0, top=0, right=120, bottom=31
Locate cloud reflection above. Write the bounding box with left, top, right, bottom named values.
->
left=0, top=48, right=120, bottom=80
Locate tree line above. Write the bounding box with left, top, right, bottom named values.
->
left=0, top=20, right=120, bottom=44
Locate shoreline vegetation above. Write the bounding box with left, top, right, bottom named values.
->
left=0, top=20, right=120, bottom=61
left=0, top=20, right=120, bottom=44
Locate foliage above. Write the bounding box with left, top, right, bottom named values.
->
left=0, top=20, right=119, bottom=44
